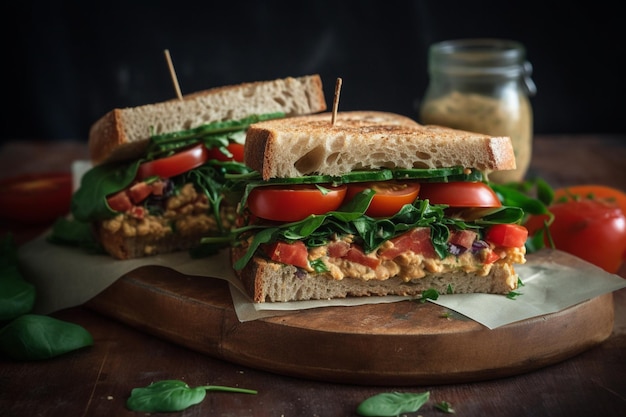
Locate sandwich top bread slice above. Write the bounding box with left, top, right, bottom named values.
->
left=224, top=111, right=527, bottom=303
left=65, top=75, right=327, bottom=259
left=89, top=75, right=326, bottom=165
left=244, top=110, right=515, bottom=179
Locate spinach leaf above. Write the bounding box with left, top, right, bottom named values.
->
left=46, top=217, right=104, bottom=253
left=0, top=314, right=93, bottom=360
left=126, top=379, right=257, bottom=413
left=356, top=391, right=430, bottom=416
left=0, top=266, right=35, bottom=321
left=71, top=160, right=139, bottom=222
left=0, top=235, right=35, bottom=322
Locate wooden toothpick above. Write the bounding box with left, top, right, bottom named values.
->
left=164, top=49, right=183, bottom=100
left=331, top=77, right=342, bottom=126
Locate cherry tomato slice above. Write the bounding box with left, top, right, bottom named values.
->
left=136, top=143, right=209, bottom=180
left=419, top=182, right=502, bottom=208
left=248, top=184, right=347, bottom=222
left=345, top=181, right=420, bottom=217
left=206, top=143, right=245, bottom=162
left=0, top=172, right=73, bottom=225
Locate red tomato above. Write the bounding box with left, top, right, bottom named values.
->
left=525, top=199, right=626, bottom=273
left=263, top=240, right=309, bottom=269
left=418, top=182, right=502, bottom=208
left=0, top=172, right=72, bottom=225
left=206, top=143, right=245, bottom=162
left=136, top=143, right=208, bottom=180
left=484, top=224, right=528, bottom=248
left=247, top=184, right=347, bottom=222
left=106, top=190, right=133, bottom=212
left=344, top=245, right=381, bottom=269
left=553, top=185, right=626, bottom=214
left=379, top=227, right=437, bottom=259
left=345, top=181, right=420, bottom=217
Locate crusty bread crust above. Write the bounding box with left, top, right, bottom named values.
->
left=244, top=111, right=516, bottom=179
left=88, top=75, right=327, bottom=164
left=231, top=247, right=518, bottom=303
left=96, top=222, right=210, bottom=259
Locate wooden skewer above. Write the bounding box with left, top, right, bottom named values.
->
left=331, top=77, right=342, bottom=126
left=164, top=49, right=183, bottom=100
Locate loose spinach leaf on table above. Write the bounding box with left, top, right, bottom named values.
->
left=126, top=379, right=258, bottom=413
left=0, top=314, right=93, bottom=360
left=356, top=391, right=430, bottom=416
left=0, top=234, right=35, bottom=321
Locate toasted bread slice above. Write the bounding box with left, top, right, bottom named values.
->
left=244, top=111, right=516, bottom=180
left=89, top=75, right=327, bottom=164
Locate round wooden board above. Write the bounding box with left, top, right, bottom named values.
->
left=86, top=266, right=615, bottom=386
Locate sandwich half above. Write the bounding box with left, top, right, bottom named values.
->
left=226, top=111, right=527, bottom=302
left=69, top=75, right=327, bottom=259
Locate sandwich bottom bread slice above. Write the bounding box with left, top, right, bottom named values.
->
left=62, top=75, right=327, bottom=259
left=222, top=111, right=528, bottom=303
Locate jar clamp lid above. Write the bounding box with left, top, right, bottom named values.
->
left=428, top=38, right=536, bottom=96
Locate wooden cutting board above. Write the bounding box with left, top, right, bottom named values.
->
left=86, top=266, right=615, bottom=386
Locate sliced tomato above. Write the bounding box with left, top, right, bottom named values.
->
left=345, top=181, right=420, bottom=217
left=419, top=182, right=502, bottom=208
left=484, top=224, right=528, bottom=248
left=136, top=143, right=208, bottom=180
left=449, top=229, right=478, bottom=250
left=379, top=227, right=437, bottom=260
left=344, top=245, right=381, bottom=269
left=206, top=143, right=245, bottom=162
left=263, top=240, right=309, bottom=269
left=247, top=184, right=347, bottom=222
left=0, top=172, right=72, bottom=225
left=106, top=190, right=133, bottom=212
left=127, top=181, right=154, bottom=204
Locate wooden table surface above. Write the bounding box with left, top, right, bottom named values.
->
left=1, top=135, right=625, bottom=417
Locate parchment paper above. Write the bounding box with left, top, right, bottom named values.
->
left=18, top=233, right=626, bottom=329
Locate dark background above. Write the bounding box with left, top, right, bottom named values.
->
left=4, top=1, right=625, bottom=142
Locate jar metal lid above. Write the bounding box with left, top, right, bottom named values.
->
left=429, top=38, right=536, bottom=95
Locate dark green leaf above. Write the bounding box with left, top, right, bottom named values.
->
left=126, top=379, right=257, bottom=412
left=0, top=266, right=35, bottom=321
left=435, top=400, right=455, bottom=413
left=0, top=314, right=93, bottom=360
left=126, top=380, right=207, bottom=412
left=71, top=160, right=139, bottom=222
left=0, top=235, right=36, bottom=321
left=0, top=234, right=18, bottom=268
left=357, top=391, right=430, bottom=416
left=46, top=218, right=104, bottom=253
left=490, top=183, right=550, bottom=217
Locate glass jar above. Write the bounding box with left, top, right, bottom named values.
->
left=419, top=39, right=536, bottom=183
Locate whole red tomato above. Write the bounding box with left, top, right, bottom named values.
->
left=525, top=197, right=626, bottom=274
left=0, top=172, right=73, bottom=225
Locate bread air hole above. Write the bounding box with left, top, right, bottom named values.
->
left=294, top=145, right=326, bottom=175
